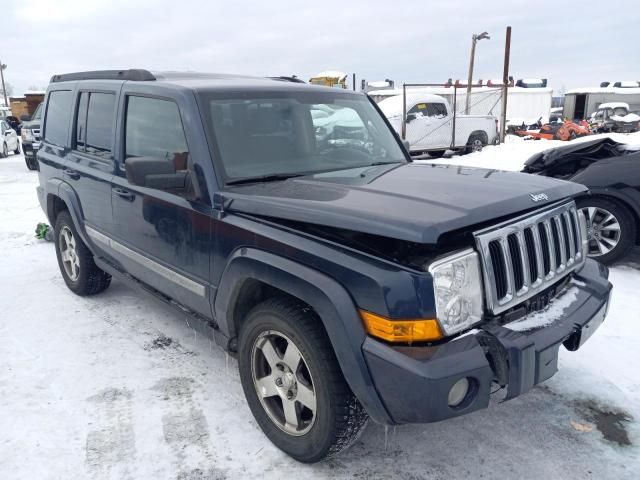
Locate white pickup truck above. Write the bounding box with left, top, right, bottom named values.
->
left=378, top=93, right=498, bottom=157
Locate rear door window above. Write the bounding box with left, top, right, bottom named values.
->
left=75, top=91, right=116, bottom=158
left=44, top=90, right=73, bottom=146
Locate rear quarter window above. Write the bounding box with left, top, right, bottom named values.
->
left=44, top=90, right=73, bottom=147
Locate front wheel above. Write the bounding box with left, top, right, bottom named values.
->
left=577, top=197, right=636, bottom=264
left=238, top=297, right=368, bottom=463
left=25, top=157, right=38, bottom=171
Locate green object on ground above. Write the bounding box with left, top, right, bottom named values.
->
left=35, top=223, right=53, bottom=241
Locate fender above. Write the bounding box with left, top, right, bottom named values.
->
left=575, top=188, right=640, bottom=219
left=214, top=247, right=392, bottom=424
left=47, top=179, right=91, bottom=247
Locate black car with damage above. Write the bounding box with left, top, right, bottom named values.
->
left=36, top=70, right=612, bottom=462
left=524, top=138, right=640, bottom=264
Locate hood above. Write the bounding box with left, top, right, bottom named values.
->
left=223, top=163, right=586, bottom=244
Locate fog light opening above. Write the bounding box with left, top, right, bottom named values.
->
left=448, top=377, right=471, bottom=408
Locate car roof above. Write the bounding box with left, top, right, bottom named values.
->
left=48, top=69, right=362, bottom=96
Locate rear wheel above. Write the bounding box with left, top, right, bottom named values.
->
left=465, top=133, right=486, bottom=154
left=54, top=210, right=112, bottom=295
left=238, top=297, right=368, bottom=463
left=577, top=197, right=635, bottom=264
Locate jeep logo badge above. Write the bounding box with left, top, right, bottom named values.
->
left=530, top=193, right=549, bottom=203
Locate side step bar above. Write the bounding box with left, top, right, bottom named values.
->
left=94, top=256, right=224, bottom=346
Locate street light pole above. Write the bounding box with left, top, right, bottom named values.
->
left=465, top=32, right=489, bottom=114
left=0, top=61, right=8, bottom=107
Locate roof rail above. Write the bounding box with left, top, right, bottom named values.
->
left=50, top=69, right=156, bottom=83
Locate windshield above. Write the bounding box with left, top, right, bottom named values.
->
left=198, top=90, right=407, bottom=182
left=32, top=103, right=43, bottom=121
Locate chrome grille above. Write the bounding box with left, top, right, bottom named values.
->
left=474, top=201, right=586, bottom=315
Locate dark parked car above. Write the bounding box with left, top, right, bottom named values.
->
left=523, top=138, right=640, bottom=264
left=37, top=70, right=611, bottom=462
left=21, top=102, right=43, bottom=170
left=6, top=115, right=22, bottom=135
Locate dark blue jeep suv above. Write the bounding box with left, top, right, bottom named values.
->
left=36, top=69, right=612, bottom=462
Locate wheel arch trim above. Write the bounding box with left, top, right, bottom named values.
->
left=214, top=247, right=392, bottom=424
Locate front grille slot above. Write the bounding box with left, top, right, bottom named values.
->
left=507, top=234, right=524, bottom=292
left=489, top=240, right=508, bottom=299
left=524, top=228, right=538, bottom=282
left=475, top=201, right=584, bottom=314
left=538, top=223, right=551, bottom=275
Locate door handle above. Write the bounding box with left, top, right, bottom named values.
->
left=63, top=168, right=80, bottom=180
left=113, top=188, right=135, bottom=201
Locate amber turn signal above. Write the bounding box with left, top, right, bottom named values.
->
left=359, top=310, right=443, bottom=343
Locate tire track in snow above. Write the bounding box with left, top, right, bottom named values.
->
left=85, top=387, right=136, bottom=479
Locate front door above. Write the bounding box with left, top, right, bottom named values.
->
left=405, top=102, right=451, bottom=151
left=110, top=93, right=212, bottom=317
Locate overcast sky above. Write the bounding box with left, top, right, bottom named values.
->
left=2, top=0, right=638, bottom=96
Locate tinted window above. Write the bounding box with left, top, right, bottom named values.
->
left=125, top=96, right=188, bottom=160
left=86, top=93, right=115, bottom=156
left=125, top=96, right=198, bottom=199
left=44, top=90, right=73, bottom=146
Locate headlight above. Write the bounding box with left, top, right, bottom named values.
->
left=428, top=249, right=484, bottom=335
left=22, top=129, right=34, bottom=141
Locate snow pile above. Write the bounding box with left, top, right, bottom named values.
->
left=415, top=131, right=640, bottom=171
left=505, top=286, right=579, bottom=332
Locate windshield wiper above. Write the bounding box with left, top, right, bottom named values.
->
left=226, top=173, right=306, bottom=186
left=366, top=161, right=404, bottom=166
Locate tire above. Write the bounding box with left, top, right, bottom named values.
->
left=428, top=150, right=445, bottom=158
left=576, top=196, right=636, bottom=265
left=54, top=210, right=112, bottom=295
left=238, top=297, right=368, bottom=463
left=1, top=142, right=7, bottom=158
left=465, top=133, right=486, bottom=154
left=25, top=157, right=38, bottom=171
left=14, top=143, right=21, bottom=154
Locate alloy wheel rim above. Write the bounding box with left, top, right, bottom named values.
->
left=251, top=330, right=317, bottom=436
left=471, top=139, right=483, bottom=152
left=581, top=206, right=621, bottom=256
left=59, top=226, right=80, bottom=281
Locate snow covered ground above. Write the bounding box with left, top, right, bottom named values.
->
left=1, top=137, right=639, bottom=479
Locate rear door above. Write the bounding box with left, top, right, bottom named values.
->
left=67, top=84, right=118, bottom=238
left=109, top=89, right=212, bottom=317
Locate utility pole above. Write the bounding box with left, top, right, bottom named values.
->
left=499, top=26, right=512, bottom=143
left=0, top=61, right=8, bottom=107
left=465, top=32, right=489, bottom=114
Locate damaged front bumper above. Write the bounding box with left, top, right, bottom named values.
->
left=362, top=258, right=611, bottom=424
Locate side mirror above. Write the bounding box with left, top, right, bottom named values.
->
left=5, top=130, right=13, bottom=136
left=406, top=113, right=417, bottom=123
left=125, top=156, right=187, bottom=189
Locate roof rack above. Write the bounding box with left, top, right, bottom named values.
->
left=268, top=76, right=306, bottom=84
left=50, top=69, right=156, bottom=83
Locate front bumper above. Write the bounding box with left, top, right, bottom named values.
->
left=363, top=258, right=611, bottom=424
